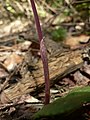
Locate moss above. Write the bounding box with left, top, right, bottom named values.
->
left=51, top=27, right=67, bottom=42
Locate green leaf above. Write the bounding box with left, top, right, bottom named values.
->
left=33, top=86, right=90, bottom=119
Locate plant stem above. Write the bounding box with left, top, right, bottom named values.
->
left=29, top=0, right=50, bottom=104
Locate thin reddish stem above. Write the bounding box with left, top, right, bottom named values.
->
left=30, top=0, right=42, bottom=41
left=30, top=0, right=50, bottom=104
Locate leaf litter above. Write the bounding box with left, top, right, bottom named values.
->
left=0, top=12, right=90, bottom=120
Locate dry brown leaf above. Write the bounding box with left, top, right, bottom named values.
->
left=64, top=35, right=90, bottom=49
left=4, top=53, right=23, bottom=72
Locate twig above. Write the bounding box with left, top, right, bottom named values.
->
left=64, top=0, right=84, bottom=23
left=39, top=0, right=57, bottom=14
left=72, top=0, right=90, bottom=4
left=65, top=0, right=79, bottom=15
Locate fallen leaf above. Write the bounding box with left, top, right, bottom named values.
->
left=4, top=53, right=23, bottom=72
left=64, top=35, right=90, bottom=49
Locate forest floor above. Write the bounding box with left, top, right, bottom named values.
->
left=0, top=19, right=90, bottom=120
left=0, top=1, right=90, bottom=118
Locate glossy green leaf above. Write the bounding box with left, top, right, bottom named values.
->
left=33, top=86, right=90, bottom=119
